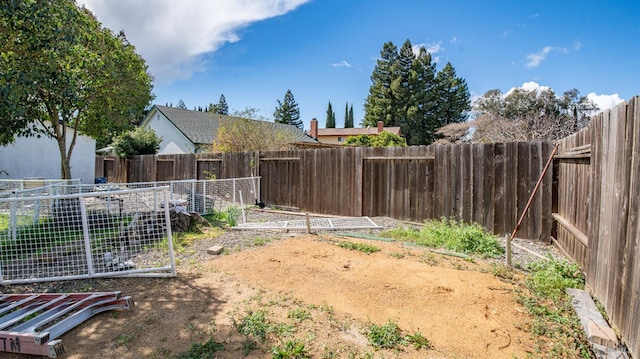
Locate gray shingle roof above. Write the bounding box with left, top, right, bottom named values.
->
left=154, top=105, right=317, bottom=145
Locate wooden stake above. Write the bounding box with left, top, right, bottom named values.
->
left=305, top=213, right=311, bottom=234
left=506, top=234, right=512, bottom=267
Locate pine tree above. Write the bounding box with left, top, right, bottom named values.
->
left=364, top=41, right=398, bottom=127
left=217, top=94, right=229, bottom=115
left=177, top=99, right=187, bottom=109
left=209, top=94, right=229, bottom=115
left=363, top=40, right=470, bottom=145
left=434, top=62, right=471, bottom=127
left=274, top=89, right=302, bottom=129
left=326, top=101, right=336, bottom=128
left=347, top=104, right=354, bottom=128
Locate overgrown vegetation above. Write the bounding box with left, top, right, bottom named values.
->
left=518, top=259, right=591, bottom=358
left=381, top=217, right=504, bottom=258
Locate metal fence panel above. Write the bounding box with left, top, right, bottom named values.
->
left=29, top=177, right=260, bottom=215
left=0, top=187, right=175, bottom=284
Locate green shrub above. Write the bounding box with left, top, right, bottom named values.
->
left=111, top=127, right=161, bottom=158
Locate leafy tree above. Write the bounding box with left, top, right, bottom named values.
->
left=209, top=94, right=229, bottom=115
left=211, top=117, right=295, bottom=152
left=345, top=132, right=406, bottom=147
left=326, top=101, right=336, bottom=128
left=0, top=0, right=153, bottom=179
left=231, top=107, right=270, bottom=121
left=440, top=87, right=599, bottom=143
left=274, top=89, right=302, bottom=130
left=363, top=40, right=470, bottom=145
left=176, top=99, right=187, bottom=109
left=112, top=127, right=161, bottom=158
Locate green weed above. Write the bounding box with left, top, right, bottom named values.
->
left=235, top=310, right=270, bottom=342
left=405, top=331, right=432, bottom=350
left=366, top=320, right=405, bottom=349
left=333, top=241, right=380, bottom=254
left=174, top=339, right=225, bottom=358
left=516, top=259, right=591, bottom=358
left=271, top=339, right=310, bottom=359
left=287, top=308, right=312, bottom=323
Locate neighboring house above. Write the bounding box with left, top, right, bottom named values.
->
left=308, top=118, right=402, bottom=145
left=141, top=105, right=317, bottom=154
left=0, top=124, right=96, bottom=184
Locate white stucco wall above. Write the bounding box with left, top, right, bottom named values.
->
left=143, top=110, right=194, bottom=154
left=0, top=128, right=96, bottom=184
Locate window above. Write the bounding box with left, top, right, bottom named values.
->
left=337, top=137, right=345, bottom=142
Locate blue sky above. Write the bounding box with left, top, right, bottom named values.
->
left=82, top=0, right=639, bottom=130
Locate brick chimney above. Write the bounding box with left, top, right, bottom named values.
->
left=310, top=118, right=318, bottom=139
left=377, top=121, right=384, bottom=133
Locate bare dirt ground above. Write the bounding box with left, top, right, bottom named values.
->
left=4, top=214, right=554, bottom=359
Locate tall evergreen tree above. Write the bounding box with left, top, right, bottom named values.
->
left=347, top=104, right=354, bottom=128
left=274, top=89, right=302, bottom=129
left=326, top=101, right=336, bottom=128
left=209, top=94, right=229, bottom=115
left=176, top=99, right=187, bottom=109
left=434, top=62, right=471, bottom=128
left=364, top=41, right=398, bottom=127
left=344, top=102, right=349, bottom=128
left=363, top=40, right=470, bottom=145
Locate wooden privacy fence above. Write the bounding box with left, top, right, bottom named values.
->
left=96, top=142, right=554, bottom=241
left=555, top=96, right=640, bottom=358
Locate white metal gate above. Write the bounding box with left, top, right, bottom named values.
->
left=0, top=187, right=175, bottom=284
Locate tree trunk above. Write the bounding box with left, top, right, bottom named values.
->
left=57, top=131, right=72, bottom=179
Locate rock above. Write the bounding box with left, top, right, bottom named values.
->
left=207, top=245, right=224, bottom=255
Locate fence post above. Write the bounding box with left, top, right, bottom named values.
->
left=79, top=197, right=95, bottom=276
left=354, top=147, right=363, bottom=217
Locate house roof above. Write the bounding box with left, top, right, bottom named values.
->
left=316, top=127, right=402, bottom=137
left=148, top=105, right=317, bottom=145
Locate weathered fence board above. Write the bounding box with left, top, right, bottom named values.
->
left=96, top=142, right=554, bottom=240
left=555, top=96, right=640, bottom=359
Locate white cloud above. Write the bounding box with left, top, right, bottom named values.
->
left=411, top=42, right=443, bottom=62
left=450, top=36, right=458, bottom=44
left=528, top=13, right=540, bottom=19
left=525, top=46, right=568, bottom=68
left=587, top=93, right=624, bottom=111
left=331, top=60, right=351, bottom=68
left=81, top=0, right=309, bottom=84
left=426, top=42, right=442, bottom=54
left=573, top=41, right=583, bottom=50
left=505, top=81, right=550, bottom=96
